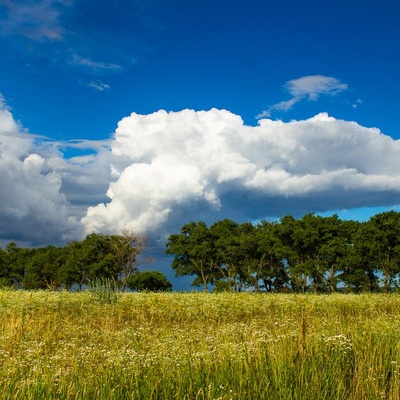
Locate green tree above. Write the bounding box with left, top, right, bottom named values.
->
left=24, top=246, right=66, bottom=290
left=127, top=270, right=172, bottom=292
left=63, top=234, right=122, bottom=290
left=319, top=218, right=359, bottom=292
left=4, top=243, right=32, bottom=288
left=276, top=215, right=308, bottom=292
left=210, top=219, right=242, bottom=291
left=356, top=212, right=400, bottom=292
left=166, top=221, right=220, bottom=291
left=62, top=240, right=90, bottom=290
left=79, top=233, right=120, bottom=284
left=0, top=246, right=12, bottom=287
left=236, top=222, right=262, bottom=291
left=339, top=221, right=379, bottom=293
left=370, top=211, right=400, bottom=292
left=294, top=214, right=331, bottom=292
left=276, top=214, right=352, bottom=293
left=255, top=220, right=288, bottom=292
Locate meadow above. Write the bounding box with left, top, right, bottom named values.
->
left=1, top=290, right=400, bottom=399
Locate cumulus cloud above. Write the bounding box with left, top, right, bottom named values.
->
left=81, top=109, right=400, bottom=239
left=257, top=75, right=348, bottom=118
left=0, top=98, right=80, bottom=245
left=0, top=94, right=112, bottom=245
left=2, top=98, right=400, bottom=246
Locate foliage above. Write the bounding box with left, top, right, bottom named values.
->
left=210, top=219, right=242, bottom=291
left=127, top=270, right=172, bottom=292
left=0, top=231, right=151, bottom=291
left=2, top=211, right=400, bottom=292
left=166, top=211, right=400, bottom=293
left=3, top=243, right=32, bottom=288
left=363, top=211, right=400, bottom=292
left=166, top=221, right=220, bottom=291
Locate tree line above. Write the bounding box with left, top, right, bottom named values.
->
left=166, top=211, right=400, bottom=293
left=2, top=211, right=400, bottom=293
left=0, top=230, right=171, bottom=292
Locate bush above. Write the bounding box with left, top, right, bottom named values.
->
left=127, top=271, right=172, bottom=292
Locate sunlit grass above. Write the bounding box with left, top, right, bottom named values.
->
left=1, top=291, right=400, bottom=399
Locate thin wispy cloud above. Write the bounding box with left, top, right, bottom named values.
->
left=353, top=98, right=363, bottom=109
left=257, top=75, right=348, bottom=118
left=0, top=0, right=72, bottom=41
left=0, top=1, right=136, bottom=76
left=71, top=54, right=122, bottom=73
left=87, top=81, right=110, bottom=92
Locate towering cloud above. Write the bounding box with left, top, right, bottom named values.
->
left=82, top=109, right=400, bottom=238
left=1, top=98, right=400, bottom=245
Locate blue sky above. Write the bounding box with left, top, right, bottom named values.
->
left=1, top=0, right=400, bottom=282
left=1, top=0, right=399, bottom=140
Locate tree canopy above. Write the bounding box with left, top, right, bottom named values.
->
left=127, top=271, right=172, bottom=292
left=166, top=211, right=400, bottom=293
left=1, top=231, right=151, bottom=291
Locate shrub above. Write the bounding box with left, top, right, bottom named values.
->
left=127, top=270, right=172, bottom=292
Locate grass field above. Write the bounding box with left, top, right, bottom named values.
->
left=1, top=290, right=400, bottom=399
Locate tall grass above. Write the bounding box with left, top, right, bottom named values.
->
left=1, top=291, right=400, bottom=399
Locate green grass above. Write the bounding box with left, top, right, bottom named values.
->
left=1, top=291, right=400, bottom=399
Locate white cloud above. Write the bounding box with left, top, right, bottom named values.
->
left=257, top=75, right=348, bottom=118
left=285, top=75, right=348, bottom=99
left=0, top=98, right=82, bottom=245
left=2, top=98, right=400, bottom=246
left=81, top=109, right=400, bottom=238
